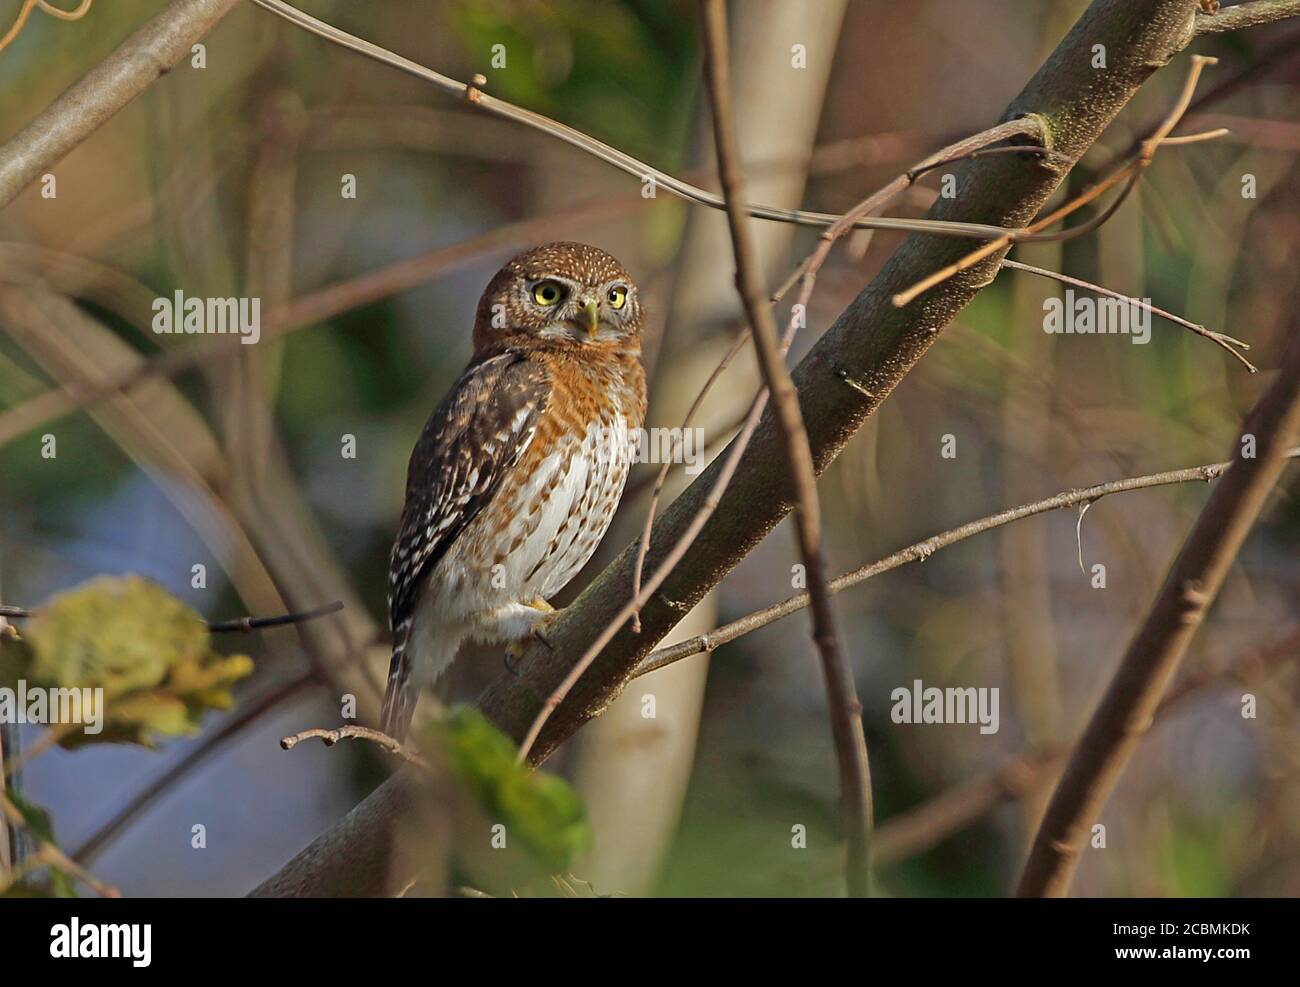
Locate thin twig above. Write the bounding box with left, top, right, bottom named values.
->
left=635, top=449, right=1300, bottom=678
left=628, top=327, right=750, bottom=633
left=0, top=0, right=93, bottom=56
left=1195, top=0, right=1300, bottom=34
left=0, top=722, right=79, bottom=779
left=280, top=724, right=428, bottom=768
left=999, top=258, right=1256, bottom=371
left=774, top=123, right=1060, bottom=305
left=892, top=56, right=1222, bottom=308
left=246, top=0, right=1035, bottom=245
left=206, top=600, right=344, bottom=633
left=1017, top=325, right=1300, bottom=897
left=699, top=0, right=873, bottom=899
left=2, top=599, right=343, bottom=632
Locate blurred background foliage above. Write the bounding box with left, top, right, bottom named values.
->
left=0, top=0, right=1297, bottom=896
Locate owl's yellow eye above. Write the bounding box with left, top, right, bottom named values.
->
left=607, top=285, right=628, bottom=310
left=532, top=280, right=565, bottom=306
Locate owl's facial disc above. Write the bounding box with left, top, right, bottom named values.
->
left=526, top=276, right=635, bottom=343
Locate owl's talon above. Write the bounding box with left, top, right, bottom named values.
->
left=504, top=632, right=534, bottom=676
left=524, top=598, right=559, bottom=652
left=503, top=603, right=559, bottom=673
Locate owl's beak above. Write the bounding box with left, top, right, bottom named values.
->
left=581, top=297, right=600, bottom=338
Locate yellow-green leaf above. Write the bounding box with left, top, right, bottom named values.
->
left=17, top=575, right=254, bottom=749
left=27, top=575, right=206, bottom=698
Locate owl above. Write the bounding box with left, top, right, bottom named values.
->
left=381, top=242, right=648, bottom=739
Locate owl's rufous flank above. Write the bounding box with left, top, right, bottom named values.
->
left=381, top=242, right=647, bottom=739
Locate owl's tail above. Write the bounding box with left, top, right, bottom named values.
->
left=380, top=618, right=417, bottom=741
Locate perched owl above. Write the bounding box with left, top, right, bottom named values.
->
left=381, top=242, right=648, bottom=739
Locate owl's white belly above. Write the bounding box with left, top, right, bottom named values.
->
left=412, top=412, right=631, bottom=672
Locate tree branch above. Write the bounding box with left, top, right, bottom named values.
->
left=0, top=0, right=240, bottom=210
left=1195, top=0, right=1300, bottom=34
left=280, top=724, right=427, bottom=768
left=634, top=450, right=1298, bottom=678
left=1016, top=324, right=1300, bottom=897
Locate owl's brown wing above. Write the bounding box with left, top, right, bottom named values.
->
left=382, top=350, right=549, bottom=738
left=388, top=349, right=550, bottom=633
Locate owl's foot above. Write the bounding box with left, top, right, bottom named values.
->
left=503, top=598, right=558, bottom=676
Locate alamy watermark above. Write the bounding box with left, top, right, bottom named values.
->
left=50, top=919, right=151, bottom=967
left=152, top=290, right=261, bottom=344
left=0, top=680, right=103, bottom=735
left=1043, top=289, right=1151, bottom=345
left=890, top=679, right=999, bottom=735
left=591, top=424, right=707, bottom=475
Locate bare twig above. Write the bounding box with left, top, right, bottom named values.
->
left=0, top=0, right=94, bottom=56
left=635, top=449, right=1300, bottom=678
left=699, top=0, right=873, bottom=898
left=1, top=722, right=79, bottom=779
left=206, top=600, right=343, bottom=633
left=1195, top=0, right=1300, bottom=34
left=246, top=0, right=1034, bottom=245
left=3, top=599, right=343, bottom=633
left=892, top=56, right=1222, bottom=308
left=999, top=258, right=1256, bottom=371
left=280, top=724, right=428, bottom=768
left=1017, top=325, right=1300, bottom=897
left=774, top=122, right=1057, bottom=307
left=628, top=328, right=751, bottom=632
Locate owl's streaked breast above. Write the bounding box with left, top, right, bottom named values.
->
left=421, top=361, right=641, bottom=632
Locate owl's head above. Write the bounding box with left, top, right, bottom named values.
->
left=473, top=242, right=642, bottom=354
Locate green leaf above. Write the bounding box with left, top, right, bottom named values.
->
left=427, top=707, right=591, bottom=874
